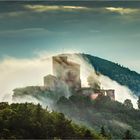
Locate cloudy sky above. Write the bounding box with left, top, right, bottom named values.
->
left=0, top=1, right=140, bottom=73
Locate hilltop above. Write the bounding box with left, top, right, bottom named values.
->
left=12, top=53, right=140, bottom=139
left=82, top=54, right=140, bottom=96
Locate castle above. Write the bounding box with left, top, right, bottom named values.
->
left=44, top=55, right=115, bottom=100
left=44, top=55, right=81, bottom=91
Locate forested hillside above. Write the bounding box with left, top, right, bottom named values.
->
left=0, top=102, right=102, bottom=139
left=13, top=87, right=140, bottom=139
left=10, top=53, right=140, bottom=139
left=83, top=54, right=140, bottom=95
left=56, top=94, right=140, bottom=139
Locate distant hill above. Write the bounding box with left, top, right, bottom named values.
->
left=82, top=54, right=140, bottom=96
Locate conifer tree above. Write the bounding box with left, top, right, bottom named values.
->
left=123, top=130, right=133, bottom=140
left=100, top=126, right=107, bottom=137
left=124, top=99, right=133, bottom=109
left=84, top=129, right=92, bottom=139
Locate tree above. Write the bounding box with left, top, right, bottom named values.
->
left=36, top=103, right=42, bottom=120
left=0, top=102, right=8, bottom=110
left=100, top=126, right=107, bottom=137
left=123, top=130, right=133, bottom=139
left=84, top=129, right=92, bottom=139
left=0, top=103, right=102, bottom=139
left=124, top=99, right=133, bottom=109
left=137, top=96, right=140, bottom=109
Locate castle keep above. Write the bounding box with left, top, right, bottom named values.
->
left=53, top=56, right=81, bottom=90
left=44, top=55, right=115, bottom=100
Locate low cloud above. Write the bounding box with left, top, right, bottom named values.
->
left=0, top=53, right=138, bottom=108
left=66, top=54, right=138, bottom=108
left=109, top=120, right=131, bottom=130
left=0, top=55, right=52, bottom=103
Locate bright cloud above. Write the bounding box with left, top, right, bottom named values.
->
left=24, top=5, right=89, bottom=12
left=105, top=7, right=140, bottom=15
left=0, top=5, right=139, bottom=19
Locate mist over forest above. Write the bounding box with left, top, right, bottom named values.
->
left=4, top=53, right=139, bottom=139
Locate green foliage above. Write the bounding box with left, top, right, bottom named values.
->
left=83, top=54, right=140, bottom=95
left=100, top=126, right=107, bottom=137
left=123, top=130, right=133, bottom=140
left=56, top=94, right=140, bottom=139
left=124, top=99, right=133, bottom=109
left=11, top=84, right=140, bottom=139
left=0, top=102, right=102, bottom=139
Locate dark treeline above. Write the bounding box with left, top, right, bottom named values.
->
left=0, top=102, right=104, bottom=139
left=83, top=54, right=140, bottom=95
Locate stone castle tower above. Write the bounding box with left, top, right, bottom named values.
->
left=52, top=55, right=81, bottom=90
left=44, top=55, right=81, bottom=91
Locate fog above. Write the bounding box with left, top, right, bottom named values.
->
left=0, top=53, right=138, bottom=108
left=66, top=54, right=138, bottom=108
left=0, top=56, right=52, bottom=104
